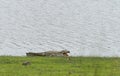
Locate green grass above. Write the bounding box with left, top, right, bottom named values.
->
left=0, top=56, right=120, bottom=76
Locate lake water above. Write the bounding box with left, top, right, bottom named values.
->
left=0, top=0, right=120, bottom=57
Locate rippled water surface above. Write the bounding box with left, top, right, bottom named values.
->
left=0, top=0, right=120, bottom=57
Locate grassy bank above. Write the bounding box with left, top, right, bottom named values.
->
left=0, top=56, right=120, bottom=76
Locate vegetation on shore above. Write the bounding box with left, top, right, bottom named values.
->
left=0, top=56, right=120, bottom=76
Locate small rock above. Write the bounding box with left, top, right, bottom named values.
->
left=22, top=61, right=31, bottom=66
